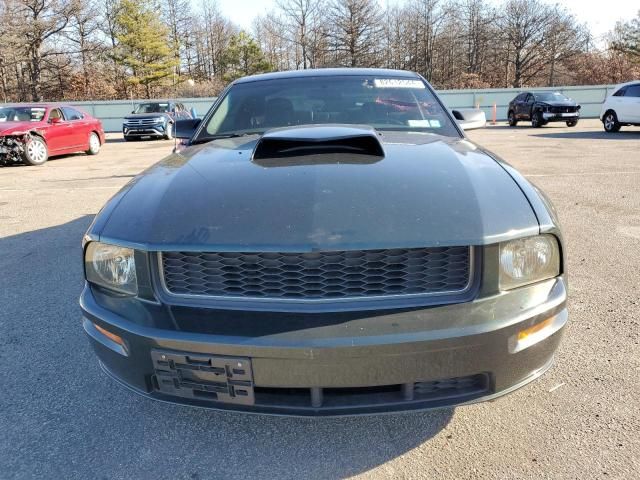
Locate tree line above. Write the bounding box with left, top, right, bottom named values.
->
left=0, top=0, right=639, bottom=102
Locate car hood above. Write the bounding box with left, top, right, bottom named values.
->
left=97, top=131, right=539, bottom=250
left=0, top=121, right=43, bottom=135
left=124, top=113, right=170, bottom=120
left=537, top=100, right=579, bottom=107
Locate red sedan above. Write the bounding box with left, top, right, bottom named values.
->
left=0, top=104, right=105, bottom=166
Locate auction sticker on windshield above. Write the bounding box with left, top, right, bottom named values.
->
left=373, top=79, right=425, bottom=89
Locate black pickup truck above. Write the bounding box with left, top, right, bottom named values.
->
left=123, top=101, right=192, bottom=141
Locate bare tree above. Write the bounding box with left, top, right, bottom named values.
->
left=328, top=0, right=383, bottom=67
left=66, top=0, right=101, bottom=97
left=275, top=0, right=327, bottom=69
left=161, top=0, right=192, bottom=85
left=10, top=0, right=80, bottom=100
left=500, top=0, right=555, bottom=87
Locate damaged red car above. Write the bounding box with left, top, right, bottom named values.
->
left=0, top=104, right=105, bottom=166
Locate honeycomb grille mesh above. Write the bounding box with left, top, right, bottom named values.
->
left=160, top=246, right=471, bottom=300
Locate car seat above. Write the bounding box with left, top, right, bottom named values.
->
left=263, top=98, right=294, bottom=128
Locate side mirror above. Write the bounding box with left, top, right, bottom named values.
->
left=131, top=110, right=135, bottom=114
left=50, top=117, right=62, bottom=124
left=175, top=118, right=201, bottom=140
left=452, top=109, right=486, bottom=130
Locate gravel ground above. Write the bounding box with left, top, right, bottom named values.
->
left=1, top=120, right=639, bottom=479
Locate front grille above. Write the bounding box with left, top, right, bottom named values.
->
left=550, top=106, right=577, bottom=114
left=124, top=118, right=161, bottom=126
left=160, top=246, right=472, bottom=301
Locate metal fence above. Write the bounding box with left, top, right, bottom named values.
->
left=49, top=84, right=618, bottom=132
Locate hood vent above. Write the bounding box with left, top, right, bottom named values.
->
left=252, top=125, right=384, bottom=164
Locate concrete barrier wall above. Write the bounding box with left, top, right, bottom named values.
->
left=438, top=84, right=616, bottom=122
left=68, top=98, right=219, bottom=132
left=12, top=84, right=614, bottom=132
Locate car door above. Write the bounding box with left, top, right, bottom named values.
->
left=515, top=93, right=529, bottom=119
left=621, top=84, right=640, bottom=122
left=522, top=94, right=535, bottom=120
left=44, top=107, right=74, bottom=153
left=61, top=106, right=89, bottom=148
left=608, top=87, right=628, bottom=122
left=512, top=94, right=524, bottom=119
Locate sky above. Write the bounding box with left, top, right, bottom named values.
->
left=215, top=0, right=639, bottom=42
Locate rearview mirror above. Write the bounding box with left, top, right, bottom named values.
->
left=175, top=118, right=201, bottom=140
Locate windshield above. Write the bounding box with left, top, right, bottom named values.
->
left=534, top=92, right=570, bottom=102
left=198, top=76, right=460, bottom=140
left=0, top=107, right=46, bottom=122
left=134, top=103, right=171, bottom=114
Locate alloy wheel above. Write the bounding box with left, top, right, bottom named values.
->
left=89, top=133, right=100, bottom=153
left=27, top=139, right=47, bottom=164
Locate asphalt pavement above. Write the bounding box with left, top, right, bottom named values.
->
left=1, top=120, right=639, bottom=479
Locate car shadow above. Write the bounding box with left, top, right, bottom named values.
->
left=1, top=215, right=454, bottom=479
left=105, top=136, right=128, bottom=143
left=106, top=136, right=174, bottom=143
left=531, top=130, right=640, bottom=140
left=0, top=152, right=87, bottom=167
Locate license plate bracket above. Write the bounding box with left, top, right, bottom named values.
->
left=151, top=350, right=255, bottom=405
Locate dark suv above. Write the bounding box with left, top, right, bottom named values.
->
left=123, top=101, right=191, bottom=141
left=508, top=92, right=580, bottom=128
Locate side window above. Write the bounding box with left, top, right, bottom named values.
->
left=612, top=87, right=626, bottom=97
left=61, top=107, right=84, bottom=121
left=49, top=108, right=62, bottom=121
left=525, top=94, right=533, bottom=103
left=625, top=85, right=640, bottom=98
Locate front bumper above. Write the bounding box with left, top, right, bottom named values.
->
left=542, top=112, right=579, bottom=122
left=122, top=124, right=166, bottom=138
left=81, top=276, right=568, bottom=416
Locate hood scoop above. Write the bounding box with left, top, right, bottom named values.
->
left=252, top=125, right=384, bottom=166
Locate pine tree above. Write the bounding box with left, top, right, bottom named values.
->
left=114, top=0, right=178, bottom=97
left=219, top=31, right=273, bottom=82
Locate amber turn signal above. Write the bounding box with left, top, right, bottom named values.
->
left=94, top=323, right=125, bottom=347
left=517, top=317, right=554, bottom=342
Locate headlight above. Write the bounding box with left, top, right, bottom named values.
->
left=85, top=242, right=137, bottom=295
left=154, top=117, right=165, bottom=123
left=499, top=235, right=560, bottom=290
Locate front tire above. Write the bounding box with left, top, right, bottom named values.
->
left=164, top=122, right=173, bottom=140
left=86, top=132, right=101, bottom=155
left=531, top=111, right=543, bottom=128
left=23, top=136, right=48, bottom=166
left=566, top=120, right=578, bottom=127
left=603, top=111, right=621, bottom=133
left=508, top=111, right=518, bottom=127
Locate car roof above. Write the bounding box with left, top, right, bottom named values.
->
left=0, top=103, right=80, bottom=109
left=234, top=68, right=421, bottom=84
left=614, top=80, right=640, bottom=89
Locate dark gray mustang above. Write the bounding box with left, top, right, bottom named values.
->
left=81, top=69, right=567, bottom=416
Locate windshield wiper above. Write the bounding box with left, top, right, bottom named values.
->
left=208, top=131, right=263, bottom=139
left=190, top=131, right=263, bottom=145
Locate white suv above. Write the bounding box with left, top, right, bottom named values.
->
left=600, top=81, right=640, bottom=132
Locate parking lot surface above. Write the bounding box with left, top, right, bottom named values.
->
left=1, top=120, right=639, bottom=479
